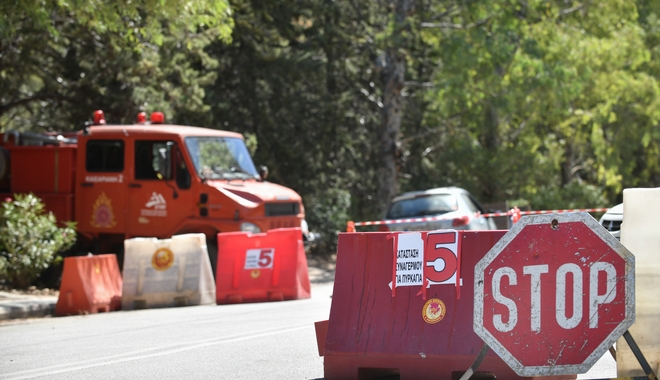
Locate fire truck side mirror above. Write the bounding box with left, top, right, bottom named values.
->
left=259, top=165, right=268, bottom=181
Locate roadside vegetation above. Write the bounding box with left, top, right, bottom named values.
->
left=2, top=0, right=660, bottom=254
left=0, top=194, right=76, bottom=289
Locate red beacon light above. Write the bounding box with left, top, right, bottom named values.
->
left=150, top=112, right=165, bottom=124
left=93, top=110, right=106, bottom=125
left=136, top=112, right=147, bottom=124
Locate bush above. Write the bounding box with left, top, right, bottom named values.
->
left=305, top=188, right=351, bottom=256
left=527, top=183, right=608, bottom=211
left=0, top=194, right=76, bottom=289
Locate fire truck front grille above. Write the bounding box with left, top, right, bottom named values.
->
left=269, top=220, right=298, bottom=229
left=265, top=202, right=299, bottom=216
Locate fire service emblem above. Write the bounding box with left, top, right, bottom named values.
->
left=90, top=192, right=117, bottom=228
left=152, top=248, right=175, bottom=271
left=422, top=298, right=446, bottom=324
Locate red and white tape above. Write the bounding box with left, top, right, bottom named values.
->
left=482, top=208, right=609, bottom=218
left=352, top=207, right=610, bottom=227
left=355, top=215, right=457, bottom=227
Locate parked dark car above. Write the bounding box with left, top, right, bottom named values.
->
left=382, top=187, right=498, bottom=232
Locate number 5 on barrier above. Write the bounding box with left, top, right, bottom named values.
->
left=245, top=248, right=275, bottom=269
left=425, top=230, right=462, bottom=299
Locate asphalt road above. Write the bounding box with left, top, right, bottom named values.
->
left=0, top=279, right=618, bottom=380
left=0, top=283, right=332, bottom=380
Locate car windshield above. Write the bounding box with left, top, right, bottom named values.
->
left=184, top=136, right=259, bottom=180
left=386, top=194, right=458, bottom=219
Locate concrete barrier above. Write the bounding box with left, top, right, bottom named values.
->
left=122, top=233, right=215, bottom=310
left=617, top=188, right=660, bottom=376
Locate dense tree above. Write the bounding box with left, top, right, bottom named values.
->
left=0, top=0, right=232, bottom=130
left=2, top=0, right=660, bottom=252
left=401, top=0, right=660, bottom=210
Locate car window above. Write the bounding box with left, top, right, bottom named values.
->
left=461, top=194, right=481, bottom=214
left=387, top=194, right=458, bottom=219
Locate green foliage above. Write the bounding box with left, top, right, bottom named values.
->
left=0, top=0, right=233, bottom=130
left=526, top=183, right=609, bottom=211
left=0, top=194, right=76, bottom=289
left=198, top=138, right=237, bottom=169
left=409, top=0, right=660, bottom=207
left=304, top=188, right=351, bottom=255
left=6, top=0, right=660, bottom=255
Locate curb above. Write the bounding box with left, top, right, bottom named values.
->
left=0, top=294, right=57, bottom=321
left=0, top=259, right=335, bottom=321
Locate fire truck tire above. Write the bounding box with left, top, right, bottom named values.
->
left=0, top=147, right=9, bottom=180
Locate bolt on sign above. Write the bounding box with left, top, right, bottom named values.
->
left=473, top=213, right=635, bottom=377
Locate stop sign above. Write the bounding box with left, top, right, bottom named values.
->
left=474, top=213, right=635, bottom=376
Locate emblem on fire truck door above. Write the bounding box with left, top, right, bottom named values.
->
left=90, top=192, right=117, bottom=228
left=141, top=192, right=167, bottom=217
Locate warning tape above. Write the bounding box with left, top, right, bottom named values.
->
left=351, top=207, right=610, bottom=228
left=354, top=215, right=456, bottom=227
left=491, top=208, right=610, bottom=217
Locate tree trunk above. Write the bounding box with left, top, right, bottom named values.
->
left=377, top=0, right=414, bottom=218
left=481, top=99, right=499, bottom=200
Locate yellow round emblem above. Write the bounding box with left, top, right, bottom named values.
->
left=250, top=269, right=261, bottom=279
left=422, top=298, right=446, bottom=324
left=152, top=248, right=175, bottom=271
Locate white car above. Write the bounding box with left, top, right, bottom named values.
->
left=599, top=203, right=623, bottom=240
left=383, top=187, right=497, bottom=232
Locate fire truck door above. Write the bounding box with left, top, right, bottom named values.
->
left=128, top=140, right=193, bottom=238
left=76, top=139, right=127, bottom=235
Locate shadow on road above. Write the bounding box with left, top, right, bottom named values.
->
left=307, top=254, right=336, bottom=284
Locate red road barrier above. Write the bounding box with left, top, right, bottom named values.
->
left=56, top=254, right=122, bottom=316
left=317, top=230, right=574, bottom=380
left=215, top=227, right=311, bottom=304
left=349, top=207, right=609, bottom=229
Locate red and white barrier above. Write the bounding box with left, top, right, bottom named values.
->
left=350, top=207, right=610, bottom=228
left=494, top=207, right=610, bottom=217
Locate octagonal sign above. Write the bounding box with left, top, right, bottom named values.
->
left=474, top=212, right=635, bottom=377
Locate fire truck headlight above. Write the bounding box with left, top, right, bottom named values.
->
left=240, top=222, right=261, bottom=234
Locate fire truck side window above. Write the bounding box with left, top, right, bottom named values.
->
left=86, top=140, right=124, bottom=172
left=135, top=141, right=160, bottom=180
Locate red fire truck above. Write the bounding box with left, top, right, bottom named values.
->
left=0, top=111, right=305, bottom=270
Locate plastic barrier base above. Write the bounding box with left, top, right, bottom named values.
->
left=320, top=231, right=575, bottom=380
left=56, top=254, right=122, bottom=316
left=314, top=320, right=329, bottom=357
left=216, top=227, right=311, bottom=304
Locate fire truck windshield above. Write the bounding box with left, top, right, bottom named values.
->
left=184, top=136, right=259, bottom=180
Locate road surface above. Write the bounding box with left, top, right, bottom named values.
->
left=0, top=280, right=618, bottom=379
